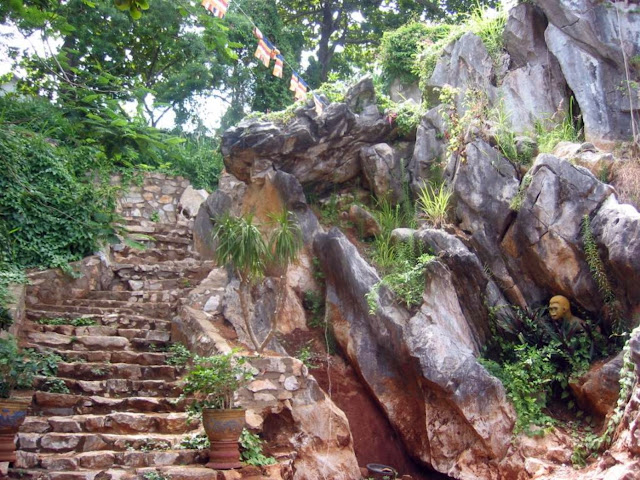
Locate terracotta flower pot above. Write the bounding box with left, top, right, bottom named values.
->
left=202, top=408, right=246, bottom=469
left=0, top=397, right=31, bottom=463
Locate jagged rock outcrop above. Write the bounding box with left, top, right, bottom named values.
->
left=360, top=143, right=405, bottom=204
left=221, top=80, right=391, bottom=191
left=446, top=140, right=524, bottom=307
left=500, top=3, right=569, bottom=133
left=314, top=228, right=515, bottom=480
left=534, top=0, right=640, bottom=147
left=415, top=229, right=512, bottom=349
left=501, top=154, right=615, bottom=313
left=408, top=106, right=447, bottom=194
left=426, top=32, right=498, bottom=111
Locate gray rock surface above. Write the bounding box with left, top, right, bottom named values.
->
left=426, top=33, right=498, bottom=112
left=446, top=140, right=523, bottom=306
left=221, top=83, right=391, bottom=190
left=360, top=143, right=404, bottom=204
left=408, top=106, right=447, bottom=194
left=536, top=0, right=640, bottom=146
left=501, top=154, right=615, bottom=311
left=501, top=3, right=569, bottom=133
left=314, top=228, right=515, bottom=479
left=591, top=195, right=640, bottom=317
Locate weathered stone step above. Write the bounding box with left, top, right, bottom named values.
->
left=113, top=247, right=197, bottom=264
left=33, top=377, right=182, bottom=398
left=58, top=299, right=175, bottom=317
left=6, top=464, right=288, bottom=480
left=26, top=310, right=172, bottom=331
left=20, top=413, right=197, bottom=440
left=50, top=362, right=177, bottom=381
left=24, top=303, right=165, bottom=319
left=113, top=277, right=202, bottom=291
left=121, top=221, right=191, bottom=236
left=86, top=289, right=185, bottom=303
left=26, top=331, right=170, bottom=352
left=111, top=260, right=214, bottom=284
left=22, top=349, right=170, bottom=366
left=31, top=392, right=188, bottom=416
left=14, top=448, right=205, bottom=470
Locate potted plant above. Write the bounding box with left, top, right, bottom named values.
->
left=0, top=335, right=38, bottom=463
left=182, top=351, right=255, bottom=469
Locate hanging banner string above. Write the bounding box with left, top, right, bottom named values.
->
left=200, top=0, right=324, bottom=111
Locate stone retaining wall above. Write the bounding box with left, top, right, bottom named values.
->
left=113, top=173, right=192, bottom=223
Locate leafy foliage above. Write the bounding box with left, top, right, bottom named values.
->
left=535, top=97, right=583, bottom=153
left=481, top=305, right=610, bottom=434
left=240, top=429, right=277, bottom=466
left=37, top=317, right=96, bottom=327
left=166, top=343, right=193, bottom=367
left=182, top=352, right=254, bottom=411
left=0, top=335, right=39, bottom=398
left=379, top=22, right=452, bottom=87
left=179, top=432, right=210, bottom=450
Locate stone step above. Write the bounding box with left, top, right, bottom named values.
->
left=86, top=289, right=186, bottom=303
left=113, top=247, right=198, bottom=264
left=20, top=413, right=197, bottom=440
left=33, top=376, right=183, bottom=398
left=14, top=448, right=205, bottom=469
left=51, top=362, right=178, bottom=382
left=26, top=331, right=170, bottom=352
left=31, top=392, right=188, bottom=416
left=57, top=299, right=175, bottom=318
left=26, top=310, right=172, bottom=331
left=112, top=277, right=202, bottom=292
left=8, top=463, right=290, bottom=480
left=111, top=260, right=214, bottom=284
left=22, top=349, right=170, bottom=366
left=24, top=303, right=167, bottom=319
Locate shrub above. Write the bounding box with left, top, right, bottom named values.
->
left=239, top=429, right=276, bottom=466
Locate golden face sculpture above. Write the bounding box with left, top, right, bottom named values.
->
left=548, top=295, right=570, bottom=321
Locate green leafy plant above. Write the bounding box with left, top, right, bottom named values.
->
left=37, top=317, right=97, bottom=327
left=166, top=343, right=192, bottom=367
left=39, top=378, right=70, bottom=394
left=417, top=182, right=452, bottom=228
left=0, top=335, right=39, bottom=398
left=303, top=290, right=326, bottom=329
left=295, top=341, right=318, bottom=369
left=239, top=429, right=277, bottom=467
left=0, top=267, right=26, bottom=331
left=481, top=305, right=610, bottom=435
left=368, top=249, right=434, bottom=313
left=26, top=349, right=64, bottom=377
left=509, top=173, right=532, bottom=212
left=142, top=471, right=170, bottom=480
left=535, top=97, right=583, bottom=153
left=181, top=351, right=254, bottom=412
left=149, top=211, right=161, bottom=223
left=179, top=433, right=210, bottom=450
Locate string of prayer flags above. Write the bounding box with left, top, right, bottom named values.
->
left=289, top=72, right=300, bottom=92
left=201, top=0, right=229, bottom=19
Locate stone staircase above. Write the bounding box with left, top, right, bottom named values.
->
left=8, top=217, right=223, bottom=480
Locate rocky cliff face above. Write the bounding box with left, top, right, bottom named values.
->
left=193, top=1, right=640, bottom=479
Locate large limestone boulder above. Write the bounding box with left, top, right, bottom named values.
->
left=360, top=143, right=405, bottom=204
left=221, top=81, right=391, bottom=190
left=447, top=140, right=524, bottom=306
left=535, top=0, right=640, bottom=147
left=426, top=32, right=498, bottom=112
left=408, top=105, right=447, bottom=194
left=415, top=229, right=513, bottom=350
left=314, top=228, right=515, bottom=480
left=500, top=3, right=569, bottom=133
left=591, top=195, right=640, bottom=319
left=501, top=154, right=615, bottom=312
left=193, top=173, right=247, bottom=259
